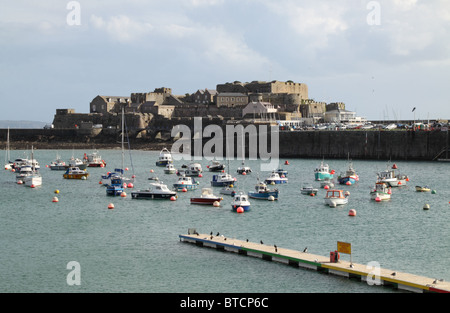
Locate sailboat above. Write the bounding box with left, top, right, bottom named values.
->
left=4, top=127, right=13, bottom=170
left=23, top=146, right=42, bottom=188
left=106, top=107, right=133, bottom=196
left=236, top=133, right=251, bottom=175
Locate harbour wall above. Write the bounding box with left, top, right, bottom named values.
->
left=1, top=127, right=448, bottom=161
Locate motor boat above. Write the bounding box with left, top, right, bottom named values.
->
left=211, top=173, right=236, bottom=187
left=231, top=192, right=251, bottom=212
left=371, top=181, right=391, bottom=201
left=264, top=171, right=288, bottom=184
left=131, top=182, right=177, bottom=199
left=324, top=189, right=349, bottom=207
left=156, top=148, right=173, bottom=167
left=173, top=175, right=198, bottom=191
left=190, top=188, right=222, bottom=205
left=207, top=160, right=225, bottom=172
left=248, top=181, right=279, bottom=200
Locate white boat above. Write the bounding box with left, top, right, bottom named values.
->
left=207, top=160, right=225, bottom=172
left=324, top=189, right=349, bottom=207
left=49, top=155, right=66, bottom=170
left=84, top=150, right=106, bottom=167
left=23, top=147, right=42, bottom=187
left=173, top=175, right=198, bottom=191
left=237, top=165, right=252, bottom=175
left=16, top=165, right=32, bottom=184
left=211, top=172, right=236, bottom=187
left=377, top=163, right=408, bottom=187
left=301, top=186, right=318, bottom=195
left=220, top=186, right=236, bottom=196
left=184, top=163, right=203, bottom=177
left=370, top=181, right=391, bottom=201
left=65, top=156, right=87, bottom=170
left=320, top=179, right=335, bottom=189
left=131, top=182, right=177, bottom=200
left=164, top=163, right=177, bottom=174
left=190, top=188, right=222, bottom=205
left=231, top=192, right=251, bottom=212
left=156, top=148, right=173, bottom=167
left=264, top=171, right=288, bottom=184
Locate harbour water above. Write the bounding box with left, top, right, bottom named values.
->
left=1, top=149, right=449, bottom=293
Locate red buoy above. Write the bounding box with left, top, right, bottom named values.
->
left=236, top=207, right=244, bottom=213
left=348, top=209, right=356, bottom=216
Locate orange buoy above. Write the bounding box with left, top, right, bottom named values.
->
left=127, top=183, right=133, bottom=188
left=324, top=185, right=330, bottom=190
left=242, top=172, right=246, bottom=175
left=108, top=203, right=114, bottom=209
left=199, top=174, right=203, bottom=178
left=236, top=206, right=244, bottom=213
left=346, top=181, right=351, bottom=185
left=120, top=192, right=127, bottom=198
left=348, top=209, right=356, bottom=216
left=285, top=160, right=289, bottom=165
left=125, top=167, right=129, bottom=171
left=182, top=188, right=187, bottom=192
left=150, top=169, right=154, bottom=173
left=310, top=193, right=315, bottom=197
left=375, top=197, right=381, bottom=202
left=170, top=196, right=177, bottom=201
left=99, top=181, right=103, bottom=184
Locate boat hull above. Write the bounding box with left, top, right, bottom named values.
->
left=324, top=198, right=348, bottom=207
left=106, top=186, right=124, bottom=196
left=131, top=192, right=176, bottom=199
left=248, top=191, right=278, bottom=200
left=173, top=184, right=197, bottom=191
left=338, top=176, right=358, bottom=185
left=63, top=173, right=89, bottom=179
left=315, top=173, right=333, bottom=181
left=190, top=198, right=221, bottom=205
left=264, top=179, right=287, bottom=185
left=156, top=160, right=172, bottom=167
left=231, top=204, right=250, bottom=212
left=370, top=192, right=391, bottom=200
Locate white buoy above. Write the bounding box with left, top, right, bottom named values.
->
left=268, top=196, right=275, bottom=201
left=213, top=201, right=220, bottom=207
left=423, top=204, right=430, bottom=210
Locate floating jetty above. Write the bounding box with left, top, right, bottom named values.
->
left=179, top=230, right=450, bottom=293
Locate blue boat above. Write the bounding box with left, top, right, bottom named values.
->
left=106, top=176, right=124, bottom=196
left=173, top=175, right=199, bottom=191
left=264, top=171, right=288, bottom=184
left=314, top=161, right=334, bottom=181
left=101, top=168, right=123, bottom=186
left=211, top=173, right=236, bottom=187
left=231, top=192, right=251, bottom=212
left=275, top=168, right=288, bottom=177
left=337, top=159, right=359, bottom=185
left=248, top=181, right=279, bottom=200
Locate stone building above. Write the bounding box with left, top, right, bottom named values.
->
left=90, top=96, right=131, bottom=114
left=216, top=93, right=248, bottom=108
left=193, top=89, right=217, bottom=104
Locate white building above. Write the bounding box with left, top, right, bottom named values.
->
left=324, top=109, right=356, bottom=123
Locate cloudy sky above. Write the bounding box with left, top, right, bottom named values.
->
left=1, top=0, right=449, bottom=123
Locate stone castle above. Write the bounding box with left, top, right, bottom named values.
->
left=52, top=80, right=354, bottom=138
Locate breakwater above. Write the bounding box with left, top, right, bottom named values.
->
left=1, top=127, right=449, bottom=161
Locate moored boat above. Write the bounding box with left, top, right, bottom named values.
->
left=190, top=188, right=222, bottom=205
left=65, top=157, right=87, bottom=170
left=131, top=182, right=177, bottom=200
left=184, top=163, right=203, bottom=177
left=324, top=189, right=349, bottom=207
left=84, top=151, right=106, bottom=167
left=207, top=160, right=225, bottom=172
left=248, top=181, right=279, bottom=200
left=264, top=171, right=288, bottom=184
left=370, top=181, right=391, bottom=201
left=415, top=185, right=431, bottom=192
left=49, top=156, right=66, bottom=170
left=164, top=163, right=177, bottom=174
left=231, top=192, right=251, bottom=212
left=211, top=172, right=236, bottom=187
left=173, top=175, right=198, bottom=191
left=156, top=148, right=173, bottom=167
left=63, top=167, right=89, bottom=179
left=16, top=165, right=32, bottom=184
left=106, top=176, right=124, bottom=196
left=237, top=165, right=252, bottom=175
left=314, top=160, right=334, bottom=181
left=300, top=186, right=318, bottom=196
left=337, top=161, right=359, bottom=185
left=378, top=163, right=408, bottom=187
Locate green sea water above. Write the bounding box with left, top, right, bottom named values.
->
left=1, top=149, right=449, bottom=293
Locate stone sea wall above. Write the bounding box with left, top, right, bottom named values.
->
left=1, top=127, right=448, bottom=161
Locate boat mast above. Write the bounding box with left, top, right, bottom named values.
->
left=121, top=106, right=124, bottom=177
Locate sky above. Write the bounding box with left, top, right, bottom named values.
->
left=1, top=0, right=449, bottom=123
